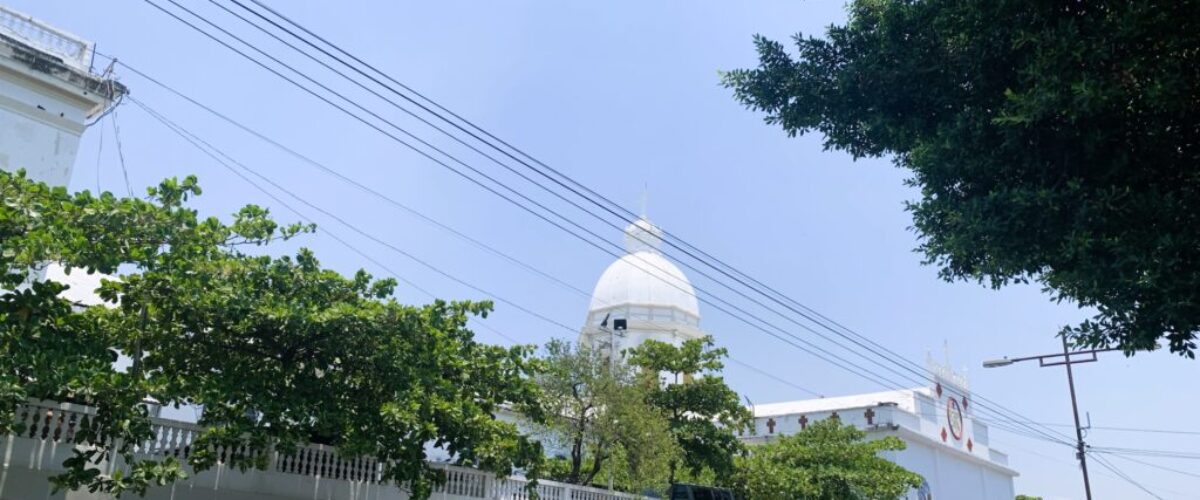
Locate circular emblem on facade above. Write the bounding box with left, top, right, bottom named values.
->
left=946, top=397, right=964, bottom=440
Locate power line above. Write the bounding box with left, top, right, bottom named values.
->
left=114, top=0, right=908, bottom=404
left=220, top=0, right=944, bottom=391
left=111, top=105, right=134, bottom=197
left=986, top=425, right=1198, bottom=499
left=1090, top=454, right=1165, bottom=500
left=99, top=50, right=829, bottom=398
left=230, top=0, right=966, bottom=395
left=1091, top=446, right=1200, bottom=461
left=1105, top=453, right=1200, bottom=480
left=129, top=92, right=813, bottom=398
left=137, top=0, right=1075, bottom=446
left=128, top=95, right=559, bottom=340
left=92, top=111, right=106, bottom=193
left=1022, top=422, right=1200, bottom=437
left=218, top=0, right=1081, bottom=446
left=726, top=357, right=822, bottom=398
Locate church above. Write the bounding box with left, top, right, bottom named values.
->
left=578, top=216, right=1019, bottom=500
left=0, top=3, right=1018, bottom=497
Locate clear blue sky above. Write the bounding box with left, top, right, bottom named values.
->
left=12, top=1, right=1198, bottom=498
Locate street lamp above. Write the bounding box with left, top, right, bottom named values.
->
left=980, top=358, right=1014, bottom=368
left=983, top=337, right=1121, bottom=500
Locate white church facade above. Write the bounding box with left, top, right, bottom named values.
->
left=742, top=365, right=1018, bottom=500
left=576, top=215, right=1019, bottom=499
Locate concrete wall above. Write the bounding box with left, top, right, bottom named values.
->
left=890, top=431, right=1015, bottom=500
left=0, top=52, right=109, bottom=188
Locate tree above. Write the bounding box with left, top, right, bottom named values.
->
left=734, top=418, right=923, bottom=499
left=626, top=336, right=750, bottom=485
left=0, top=170, right=543, bottom=497
left=535, top=339, right=677, bottom=492
left=722, top=0, right=1200, bottom=356
left=1015, top=495, right=1044, bottom=500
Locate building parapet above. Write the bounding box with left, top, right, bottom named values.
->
left=0, top=5, right=93, bottom=73
left=0, top=5, right=125, bottom=110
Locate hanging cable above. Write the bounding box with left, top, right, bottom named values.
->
left=132, top=0, right=1079, bottom=446
left=215, top=0, right=1084, bottom=445
left=130, top=94, right=806, bottom=396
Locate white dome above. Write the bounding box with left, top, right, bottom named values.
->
left=588, top=218, right=700, bottom=319
left=589, top=251, right=700, bottom=317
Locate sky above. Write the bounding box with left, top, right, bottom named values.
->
left=7, top=1, right=1198, bottom=499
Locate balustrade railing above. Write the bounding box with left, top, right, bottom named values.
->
left=9, top=400, right=643, bottom=500
left=0, top=5, right=94, bottom=72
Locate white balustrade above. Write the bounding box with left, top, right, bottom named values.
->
left=0, top=5, right=94, bottom=72
left=5, top=400, right=644, bottom=500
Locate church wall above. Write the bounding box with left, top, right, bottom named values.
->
left=0, top=60, right=97, bottom=188
left=884, top=436, right=1013, bottom=500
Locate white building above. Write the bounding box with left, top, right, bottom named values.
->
left=580, top=216, right=706, bottom=356
left=743, top=361, right=1018, bottom=500
left=0, top=4, right=124, bottom=187
left=579, top=217, right=1018, bottom=499
left=0, top=4, right=125, bottom=290
left=0, top=6, right=644, bottom=500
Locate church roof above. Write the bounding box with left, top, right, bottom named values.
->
left=588, top=217, right=700, bottom=319
left=751, top=388, right=933, bottom=417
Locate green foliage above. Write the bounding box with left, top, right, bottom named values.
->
left=626, top=336, right=750, bottom=484
left=0, top=170, right=543, bottom=498
left=1015, top=495, right=1044, bottom=500
left=535, top=339, right=677, bottom=492
left=734, top=419, right=923, bottom=500
left=723, top=0, right=1200, bottom=356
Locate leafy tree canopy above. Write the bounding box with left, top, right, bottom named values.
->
left=723, top=0, right=1200, bottom=356
left=0, top=170, right=542, bottom=497
left=734, top=418, right=923, bottom=500
left=627, top=336, right=750, bottom=484
left=535, top=339, right=677, bottom=493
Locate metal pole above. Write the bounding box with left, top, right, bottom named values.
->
left=1062, top=336, right=1093, bottom=500
left=609, top=327, right=615, bottom=374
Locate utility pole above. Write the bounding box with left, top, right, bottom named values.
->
left=1061, top=336, right=1093, bottom=500
left=983, top=340, right=1122, bottom=500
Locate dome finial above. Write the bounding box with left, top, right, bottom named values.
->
left=624, top=216, right=663, bottom=254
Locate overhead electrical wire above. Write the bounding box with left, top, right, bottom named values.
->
left=1019, top=422, right=1200, bottom=437
left=155, top=0, right=934, bottom=399
left=113, top=0, right=911, bottom=407
left=221, top=0, right=1084, bottom=446
left=1091, top=446, right=1200, bottom=461
left=128, top=94, right=567, bottom=337
left=111, top=106, right=134, bottom=197
left=1103, top=453, right=1200, bottom=481
left=128, top=92, right=809, bottom=395
left=190, top=0, right=964, bottom=396
left=1090, top=453, right=1166, bottom=500
left=214, top=0, right=948, bottom=390
left=138, top=0, right=1076, bottom=446
left=229, top=0, right=964, bottom=392
left=140, top=0, right=1075, bottom=446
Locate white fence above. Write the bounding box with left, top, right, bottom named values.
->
left=5, top=399, right=644, bottom=500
